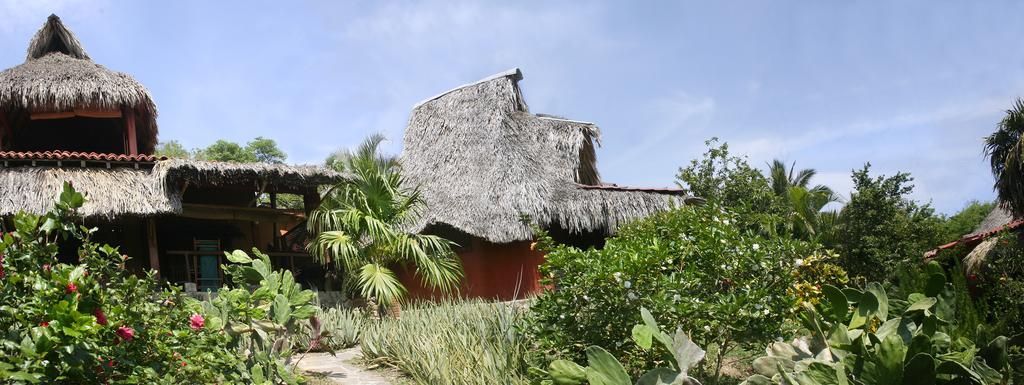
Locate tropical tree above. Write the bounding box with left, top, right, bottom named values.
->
left=767, top=159, right=839, bottom=240
left=307, top=134, right=463, bottom=311
left=985, top=98, right=1024, bottom=217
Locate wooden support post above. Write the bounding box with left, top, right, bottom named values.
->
left=146, top=218, right=161, bottom=279
left=303, top=189, right=322, bottom=214
left=124, top=109, right=138, bottom=155
left=0, top=111, right=7, bottom=150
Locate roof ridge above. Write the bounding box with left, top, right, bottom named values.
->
left=536, top=115, right=596, bottom=125
left=412, top=68, right=522, bottom=109
left=26, top=14, right=90, bottom=61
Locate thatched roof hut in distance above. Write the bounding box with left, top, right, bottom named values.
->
left=403, top=68, right=695, bottom=243
left=400, top=68, right=697, bottom=299
left=0, top=14, right=158, bottom=154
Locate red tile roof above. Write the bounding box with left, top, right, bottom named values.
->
left=0, top=151, right=165, bottom=162
left=924, top=218, right=1024, bottom=259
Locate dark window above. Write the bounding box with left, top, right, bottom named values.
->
left=10, top=117, right=126, bottom=153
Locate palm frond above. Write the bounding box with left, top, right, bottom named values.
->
left=357, top=263, right=406, bottom=306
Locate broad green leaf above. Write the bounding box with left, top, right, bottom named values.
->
left=225, top=250, right=253, bottom=264
left=585, top=346, right=631, bottom=385
left=902, top=353, right=936, bottom=385
left=924, top=274, right=945, bottom=297
left=271, top=294, right=290, bottom=326
left=633, top=324, right=655, bottom=350
left=549, top=360, right=587, bottom=385
left=740, top=374, right=774, bottom=385
left=849, top=290, right=879, bottom=329
left=671, top=330, right=706, bottom=377
left=798, top=362, right=847, bottom=385
left=636, top=368, right=677, bottom=385
left=935, top=360, right=983, bottom=384
left=904, top=297, right=937, bottom=314
left=865, top=282, right=889, bottom=321
left=822, top=284, right=849, bottom=321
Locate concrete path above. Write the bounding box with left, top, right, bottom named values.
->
left=295, top=347, right=392, bottom=385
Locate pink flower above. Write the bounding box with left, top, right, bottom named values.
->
left=116, top=326, right=135, bottom=342
left=189, top=314, right=204, bottom=330
left=42, top=264, right=51, bottom=273
left=93, top=308, right=108, bottom=326
left=66, top=282, right=77, bottom=294
left=39, top=321, right=49, bottom=327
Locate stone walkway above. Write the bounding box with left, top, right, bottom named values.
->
left=295, top=347, right=392, bottom=385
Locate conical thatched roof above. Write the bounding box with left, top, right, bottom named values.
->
left=0, top=15, right=159, bottom=153
left=401, top=68, right=694, bottom=243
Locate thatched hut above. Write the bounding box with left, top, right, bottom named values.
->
left=0, top=15, right=342, bottom=290
left=926, top=206, right=1023, bottom=273
left=400, top=68, right=697, bottom=299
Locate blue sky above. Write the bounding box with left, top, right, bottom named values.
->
left=2, top=1, right=1022, bottom=215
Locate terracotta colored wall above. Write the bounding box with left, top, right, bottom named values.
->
left=399, top=238, right=546, bottom=301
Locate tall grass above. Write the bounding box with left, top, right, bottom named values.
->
left=361, top=299, right=531, bottom=385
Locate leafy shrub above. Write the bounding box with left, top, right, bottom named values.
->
left=972, top=232, right=1024, bottom=337
left=0, top=183, right=240, bottom=383
left=198, top=249, right=320, bottom=385
left=293, top=303, right=365, bottom=352
left=361, top=299, right=530, bottom=385
left=540, top=308, right=706, bottom=385
left=831, top=164, right=946, bottom=282
left=527, top=204, right=814, bottom=383
left=789, top=250, right=849, bottom=308
left=742, top=263, right=1023, bottom=385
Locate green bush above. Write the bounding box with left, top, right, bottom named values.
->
left=527, top=204, right=814, bottom=383
left=0, top=183, right=241, bottom=383
left=198, top=248, right=320, bottom=384
left=973, top=233, right=1024, bottom=337
left=742, top=263, right=1023, bottom=385
left=360, top=299, right=530, bottom=385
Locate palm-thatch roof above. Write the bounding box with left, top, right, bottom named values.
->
left=0, top=167, right=179, bottom=217
left=401, top=68, right=695, bottom=243
left=155, top=158, right=345, bottom=194
left=0, top=15, right=158, bottom=153
left=0, top=159, right=345, bottom=218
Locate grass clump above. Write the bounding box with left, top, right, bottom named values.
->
left=361, top=299, right=531, bottom=385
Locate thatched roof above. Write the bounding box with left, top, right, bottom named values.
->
left=0, top=15, right=159, bottom=153
left=0, top=159, right=345, bottom=218
left=401, top=68, right=693, bottom=243
left=155, top=158, right=345, bottom=194
left=0, top=167, right=179, bottom=217
left=970, top=206, right=1014, bottom=236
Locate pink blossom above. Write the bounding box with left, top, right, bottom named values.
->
left=93, top=308, right=108, bottom=326
left=189, top=314, right=204, bottom=330
left=66, top=282, right=77, bottom=294
left=116, top=326, right=135, bottom=342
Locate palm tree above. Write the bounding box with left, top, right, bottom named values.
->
left=767, top=159, right=836, bottom=199
left=308, top=134, right=463, bottom=311
left=767, top=159, right=839, bottom=240
left=985, top=98, right=1024, bottom=217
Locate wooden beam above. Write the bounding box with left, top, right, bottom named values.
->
left=124, top=109, right=138, bottom=155
left=76, top=109, right=122, bottom=118
left=146, top=218, right=161, bottom=279
left=30, top=109, right=122, bottom=120
left=30, top=111, right=75, bottom=120
left=180, top=203, right=306, bottom=223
